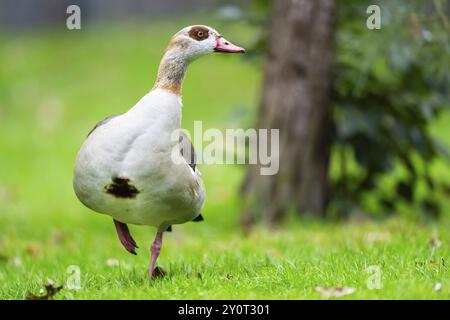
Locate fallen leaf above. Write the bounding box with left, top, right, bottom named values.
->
left=316, top=286, right=356, bottom=298
left=106, top=258, right=120, bottom=267
left=265, top=248, right=283, bottom=258
left=25, top=243, right=42, bottom=256
left=415, top=258, right=445, bottom=270
left=434, top=283, right=442, bottom=292
left=429, top=238, right=442, bottom=249
left=366, top=232, right=391, bottom=244
left=11, top=256, right=22, bottom=267
left=51, top=230, right=65, bottom=244
left=26, top=281, right=63, bottom=300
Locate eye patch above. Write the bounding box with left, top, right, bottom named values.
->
left=188, top=26, right=210, bottom=41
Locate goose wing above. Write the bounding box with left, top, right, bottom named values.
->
left=87, top=115, right=118, bottom=137
left=179, top=131, right=196, bottom=171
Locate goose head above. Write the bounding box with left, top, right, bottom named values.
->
left=167, top=25, right=245, bottom=61
left=153, top=25, right=245, bottom=95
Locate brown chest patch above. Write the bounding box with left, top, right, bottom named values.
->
left=188, top=26, right=210, bottom=41
left=157, top=82, right=182, bottom=96
left=105, top=177, right=140, bottom=199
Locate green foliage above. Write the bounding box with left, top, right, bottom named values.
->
left=246, top=0, right=450, bottom=218
left=332, top=0, right=450, bottom=217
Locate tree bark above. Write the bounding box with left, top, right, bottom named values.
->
left=241, top=0, right=337, bottom=225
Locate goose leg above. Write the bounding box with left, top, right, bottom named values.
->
left=148, top=231, right=164, bottom=278
left=113, top=219, right=138, bottom=255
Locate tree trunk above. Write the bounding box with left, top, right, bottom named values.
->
left=241, top=0, right=337, bottom=225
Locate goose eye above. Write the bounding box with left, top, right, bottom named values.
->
left=188, top=27, right=209, bottom=41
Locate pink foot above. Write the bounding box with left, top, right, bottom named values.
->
left=113, top=219, right=138, bottom=255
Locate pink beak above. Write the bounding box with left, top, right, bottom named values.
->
left=214, top=35, right=245, bottom=53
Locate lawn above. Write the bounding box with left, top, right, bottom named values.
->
left=0, top=19, right=449, bottom=299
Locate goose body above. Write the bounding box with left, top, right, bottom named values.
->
left=74, top=89, right=205, bottom=229
left=72, top=25, right=244, bottom=277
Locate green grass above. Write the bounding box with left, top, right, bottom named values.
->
left=0, top=19, right=449, bottom=299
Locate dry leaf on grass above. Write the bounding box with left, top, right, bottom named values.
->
left=429, top=238, right=442, bottom=249
left=25, top=243, right=42, bottom=256
left=416, top=258, right=445, bottom=270
left=265, top=248, right=283, bottom=258
left=366, top=232, right=391, bottom=244
left=106, top=258, right=120, bottom=267
left=434, top=283, right=442, bottom=292
left=26, top=281, right=63, bottom=300
left=51, top=230, right=66, bottom=244
left=316, top=286, right=356, bottom=298
left=11, top=256, right=22, bottom=267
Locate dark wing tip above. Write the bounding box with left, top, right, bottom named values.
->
left=192, top=214, right=204, bottom=222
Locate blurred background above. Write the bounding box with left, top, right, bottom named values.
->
left=0, top=0, right=449, bottom=299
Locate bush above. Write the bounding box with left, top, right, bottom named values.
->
left=245, top=0, right=450, bottom=218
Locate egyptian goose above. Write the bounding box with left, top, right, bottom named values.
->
left=73, top=25, right=245, bottom=277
